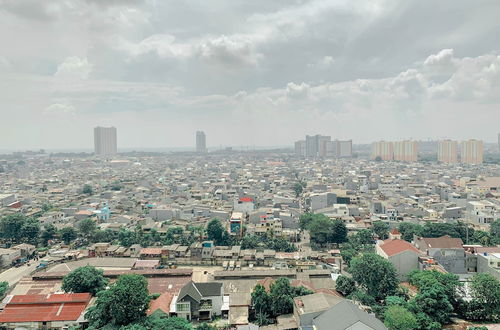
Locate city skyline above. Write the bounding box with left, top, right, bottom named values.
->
left=1, top=1, right=500, bottom=149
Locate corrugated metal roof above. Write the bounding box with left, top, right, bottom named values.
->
left=0, top=293, right=91, bottom=323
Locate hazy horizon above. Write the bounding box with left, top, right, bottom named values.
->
left=2, top=0, right=500, bottom=149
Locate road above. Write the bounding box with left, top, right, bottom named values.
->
left=0, top=262, right=39, bottom=287
left=296, top=230, right=312, bottom=253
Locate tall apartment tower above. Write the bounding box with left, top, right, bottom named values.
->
left=461, top=139, right=483, bottom=164
left=394, top=140, right=418, bottom=162
left=294, top=140, right=306, bottom=157
left=196, top=131, right=207, bottom=153
left=371, top=141, right=394, bottom=161
left=305, top=135, right=331, bottom=157
left=437, top=140, right=458, bottom=163
left=94, top=126, right=117, bottom=156
left=336, top=140, right=353, bottom=158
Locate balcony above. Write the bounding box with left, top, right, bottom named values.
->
left=199, top=300, right=213, bottom=311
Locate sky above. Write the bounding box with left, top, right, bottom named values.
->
left=1, top=0, right=500, bottom=150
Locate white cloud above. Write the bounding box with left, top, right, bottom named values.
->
left=43, top=103, right=76, bottom=116
left=54, top=57, right=93, bottom=79
left=198, top=35, right=262, bottom=67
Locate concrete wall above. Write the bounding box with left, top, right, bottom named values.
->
left=389, top=250, right=419, bottom=281
left=428, top=248, right=467, bottom=274
left=477, top=255, right=500, bottom=280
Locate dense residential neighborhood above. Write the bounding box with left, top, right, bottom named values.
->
left=0, top=145, right=499, bottom=330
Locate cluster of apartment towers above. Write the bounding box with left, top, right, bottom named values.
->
left=93, top=127, right=208, bottom=156
left=294, top=135, right=353, bottom=158
left=371, top=139, right=484, bottom=164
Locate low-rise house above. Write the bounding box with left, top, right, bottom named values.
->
left=376, top=239, right=422, bottom=280
left=11, top=244, right=36, bottom=258
left=0, top=293, right=92, bottom=329
left=174, top=281, right=224, bottom=321
left=140, top=248, right=163, bottom=260
left=0, top=248, right=21, bottom=268
left=413, top=235, right=467, bottom=274
left=293, top=292, right=387, bottom=330
left=312, top=300, right=387, bottom=330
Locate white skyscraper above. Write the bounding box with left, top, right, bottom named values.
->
left=196, top=131, right=207, bottom=153
left=94, top=126, right=117, bottom=156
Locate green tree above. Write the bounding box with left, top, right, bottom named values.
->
left=347, top=290, right=376, bottom=306
left=82, top=184, right=93, bottom=195
left=336, top=275, right=356, bottom=296
left=467, top=273, right=500, bottom=322
left=349, top=253, right=398, bottom=301
left=241, top=235, right=261, bottom=249
left=147, top=316, right=193, bottom=330
left=251, top=284, right=271, bottom=323
left=0, top=281, right=9, bottom=299
left=0, top=214, right=41, bottom=245
left=60, top=227, right=77, bottom=245
left=196, top=323, right=216, bottom=330
left=299, top=212, right=327, bottom=230
left=331, top=219, right=348, bottom=244
left=269, top=278, right=295, bottom=316
left=78, top=218, right=98, bottom=240
left=40, top=224, right=57, bottom=246
left=384, top=306, right=418, bottom=330
left=397, top=223, right=423, bottom=242
left=408, top=284, right=453, bottom=326
left=42, top=203, right=53, bottom=213
left=62, top=266, right=108, bottom=296
left=293, top=182, right=305, bottom=197
left=267, top=237, right=297, bottom=252
left=372, top=221, right=390, bottom=240
left=491, top=219, right=500, bottom=244
left=86, top=274, right=150, bottom=327
left=308, top=217, right=347, bottom=246
left=207, top=218, right=225, bottom=245
left=420, top=222, right=461, bottom=239
left=407, top=270, right=462, bottom=308
left=350, top=229, right=374, bottom=246
left=340, top=248, right=358, bottom=267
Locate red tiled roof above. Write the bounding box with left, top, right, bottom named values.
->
left=0, top=293, right=91, bottom=323
left=147, top=292, right=173, bottom=316
left=390, top=228, right=401, bottom=235
left=239, top=197, right=253, bottom=202
left=380, top=239, right=422, bottom=257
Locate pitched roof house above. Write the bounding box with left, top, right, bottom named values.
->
left=0, top=293, right=91, bottom=329
left=174, top=281, right=224, bottom=321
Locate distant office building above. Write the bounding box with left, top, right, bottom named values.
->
left=438, top=140, right=458, bottom=163
left=461, top=139, right=483, bottom=164
left=94, top=126, right=117, bottom=156
left=294, top=140, right=306, bottom=157
left=196, top=131, right=207, bottom=153
left=394, top=140, right=418, bottom=162
left=371, top=141, right=394, bottom=161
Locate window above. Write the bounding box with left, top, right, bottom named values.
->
left=177, top=302, right=190, bottom=312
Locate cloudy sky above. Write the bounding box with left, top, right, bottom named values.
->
left=1, top=0, right=500, bottom=150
